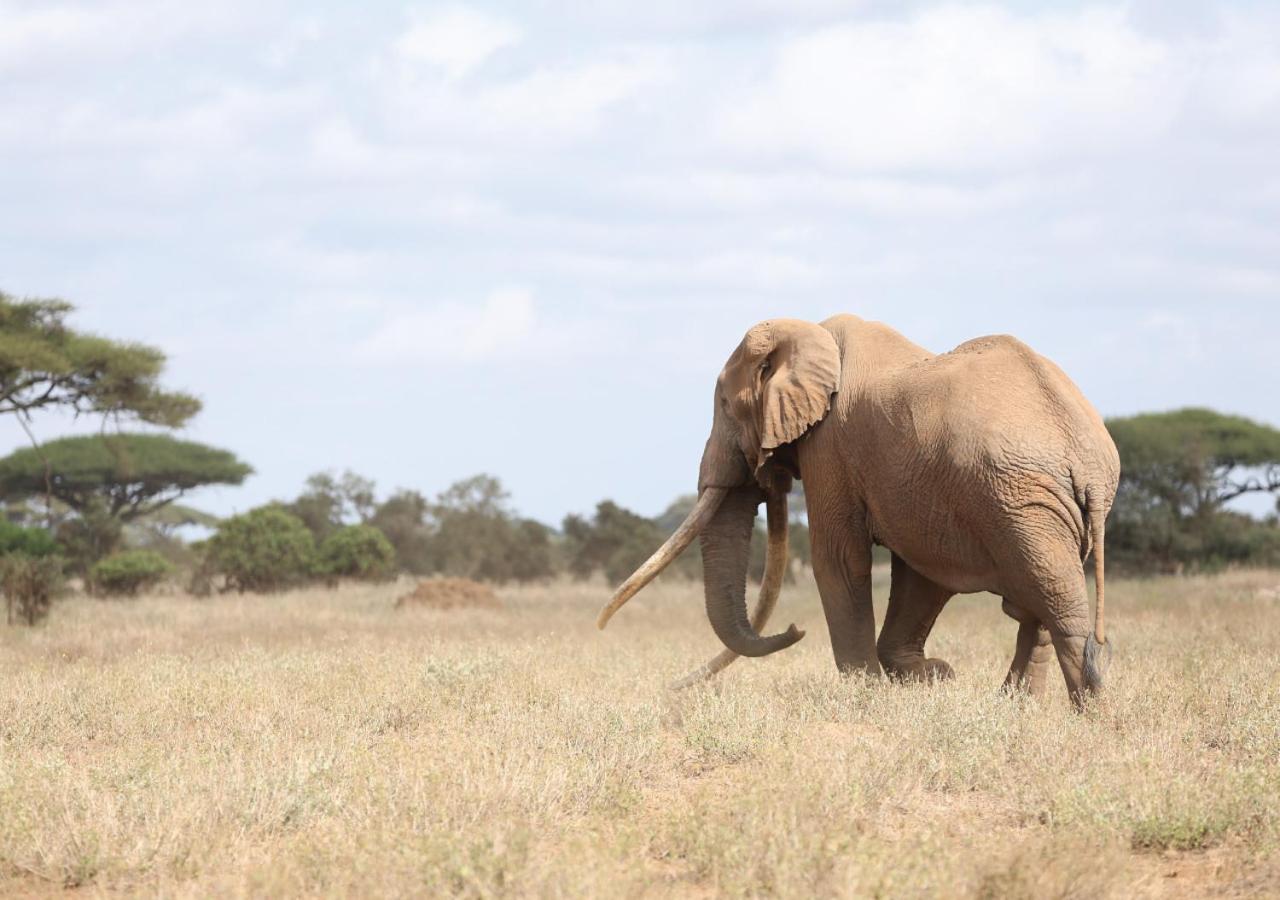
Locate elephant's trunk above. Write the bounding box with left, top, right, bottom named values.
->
left=670, top=489, right=789, bottom=689
left=701, top=486, right=804, bottom=658
left=597, top=486, right=727, bottom=630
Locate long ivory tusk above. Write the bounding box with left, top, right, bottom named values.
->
left=670, top=489, right=789, bottom=690
left=596, top=486, right=728, bottom=630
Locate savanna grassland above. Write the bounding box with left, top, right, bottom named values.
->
left=2, top=571, right=1280, bottom=898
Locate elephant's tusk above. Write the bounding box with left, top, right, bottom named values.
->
left=670, top=489, right=789, bottom=689
left=596, top=486, right=728, bottom=630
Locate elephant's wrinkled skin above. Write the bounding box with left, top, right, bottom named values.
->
left=600, top=315, right=1120, bottom=707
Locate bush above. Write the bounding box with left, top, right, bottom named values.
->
left=564, top=500, right=667, bottom=581
left=54, top=504, right=123, bottom=574
left=1110, top=506, right=1280, bottom=574
left=203, top=506, right=317, bottom=593
left=316, top=525, right=396, bottom=582
left=0, top=520, right=58, bottom=557
left=426, top=476, right=556, bottom=583
left=2, top=554, right=63, bottom=625
left=89, top=549, right=172, bottom=597
left=369, top=489, right=434, bottom=574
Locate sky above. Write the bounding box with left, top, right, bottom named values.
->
left=2, top=0, right=1279, bottom=525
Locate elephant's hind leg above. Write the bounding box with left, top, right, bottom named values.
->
left=877, top=555, right=955, bottom=682
left=1001, top=599, right=1054, bottom=697
left=999, top=539, right=1095, bottom=709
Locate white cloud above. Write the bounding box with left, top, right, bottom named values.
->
left=264, top=16, right=322, bottom=69
left=0, top=1, right=236, bottom=73
left=620, top=170, right=1040, bottom=217
left=378, top=49, right=667, bottom=148
left=506, top=0, right=872, bottom=35
left=690, top=249, right=824, bottom=290
left=0, top=3, right=137, bottom=69
left=1199, top=265, right=1280, bottom=297
left=0, top=82, right=321, bottom=165
left=718, top=6, right=1190, bottom=171
left=394, top=6, right=521, bottom=79
left=473, top=57, right=663, bottom=137
left=354, top=288, right=539, bottom=364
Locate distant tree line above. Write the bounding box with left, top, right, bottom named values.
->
left=3, top=291, right=1280, bottom=624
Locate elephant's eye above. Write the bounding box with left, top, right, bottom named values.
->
left=760, top=359, right=771, bottom=375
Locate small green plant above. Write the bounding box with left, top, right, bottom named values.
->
left=1, top=553, right=63, bottom=625
left=203, top=506, right=317, bottom=593
left=89, top=549, right=173, bottom=597
left=1130, top=813, right=1227, bottom=852
left=316, top=524, right=396, bottom=583
left=0, top=520, right=59, bottom=557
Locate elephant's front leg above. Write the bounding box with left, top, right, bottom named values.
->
left=810, top=524, right=881, bottom=676
left=877, top=554, right=955, bottom=682
left=1001, top=599, right=1054, bottom=696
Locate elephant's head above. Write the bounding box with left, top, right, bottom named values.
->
left=597, top=319, right=841, bottom=661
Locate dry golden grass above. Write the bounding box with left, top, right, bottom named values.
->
left=2, top=570, right=1280, bottom=898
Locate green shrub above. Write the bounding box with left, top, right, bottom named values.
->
left=0, top=520, right=58, bottom=557
left=89, top=549, right=172, bottom=597
left=203, top=506, right=317, bottom=593
left=54, top=505, right=123, bottom=574
left=316, top=524, right=396, bottom=582
left=186, top=540, right=216, bottom=597
left=2, top=554, right=63, bottom=625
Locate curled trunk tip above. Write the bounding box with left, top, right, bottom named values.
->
left=702, top=486, right=804, bottom=659
left=671, top=489, right=791, bottom=689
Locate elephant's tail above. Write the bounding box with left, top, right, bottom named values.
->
left=1082, top=488, right=1111, bottom=691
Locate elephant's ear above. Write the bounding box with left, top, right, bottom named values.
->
left=750, top=320, right=841, bottom=472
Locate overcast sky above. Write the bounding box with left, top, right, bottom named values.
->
left=2, top=0, right=1278, bottom=524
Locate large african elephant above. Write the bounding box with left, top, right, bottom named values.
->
left=598, top=315, right=1120, bottom=707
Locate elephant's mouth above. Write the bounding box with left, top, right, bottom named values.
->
left=596, top=483, right=803, bottom=681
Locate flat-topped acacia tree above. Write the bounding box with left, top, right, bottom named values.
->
left=1106, top=407, right=1280, bottom=571
left=0, top=293, right=200, bottom=426
left=0, top=434, right=252, bottom=563
left=1108, top=408, right=1280, bottom=519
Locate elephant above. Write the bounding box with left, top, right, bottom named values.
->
left=597, top=315, right=1120, bottom=707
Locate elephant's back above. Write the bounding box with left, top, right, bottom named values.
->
left=894, top=334, right=1118, bottom=492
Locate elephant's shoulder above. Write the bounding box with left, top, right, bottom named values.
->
left=824, top=315, right=932, bottom=364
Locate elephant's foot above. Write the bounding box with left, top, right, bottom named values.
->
left=1051, top=633, right=1097, bottom=711
left=883, top=656, right=954, bottom=684
left=833, top=643, right=884, bottom=678
left=924, top=657, right=955, bottom=682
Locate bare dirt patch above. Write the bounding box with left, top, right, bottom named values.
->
left=393, top=577, right=501, bottom=611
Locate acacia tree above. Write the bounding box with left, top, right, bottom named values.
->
left=1109, top=409, right=1280, bottom=517
left=0, top=294, right=199, bottom=426
left=0, top=433, right=251, bottom=566
left=1107, top=408, right=1280, bottom=570
left=2, top=292, right=202, bottom=533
